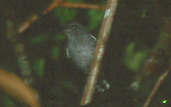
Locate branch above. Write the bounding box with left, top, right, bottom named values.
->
left=80, top=0, right=119, bottom=105
left=142, top=17, right=171, bottom=107
left=18, top=0, right=106, bottom=33
left=0, top=69, right=40, bottom=107
left=142, top=68, right=170, bottom=107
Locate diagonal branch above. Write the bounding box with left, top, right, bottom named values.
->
left=80, top=0, right=119, bottom=105
left=142, top=68, right=170, bottom=107
left=0, top=69, right=40, bottom=107
left=142, top=18, right=171, bottom=107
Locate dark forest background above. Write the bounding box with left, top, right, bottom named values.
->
left=0, top=0, right=170, bottom=107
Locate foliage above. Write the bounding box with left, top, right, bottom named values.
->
left=1, top=0, right=171, bottom=106
left=141, top=8, right=147, bottom=18
left=30, top=34, right=49, bottom=46
left=51, top=47, right=60, bottom=60
left=124, top=42, right=147, bottom=72
left=32, top=58, right=45, bottom=77
left=54, top=0, right=84, bottom=24
left=88, top=10, right=104, bottom=30
left=2, top=95, right=16, bottom=107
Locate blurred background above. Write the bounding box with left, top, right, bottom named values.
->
left=0, top=0, right=171, bottom=107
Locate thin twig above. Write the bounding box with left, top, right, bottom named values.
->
left=142, top=69, right=170, bottom=107
left=18, top=14, right=38, bottom=33
left=60, top=2, right=105, bottom=10
left=18, top=0, right=105, bottom=33
left=44, top=1, right=105, bottom=14
left=142, top=18, right=171, bottom=107
left=80, top=0, right=118, bottom=105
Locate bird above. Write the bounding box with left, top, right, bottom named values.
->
left=64, top=22, right=110, bottom=92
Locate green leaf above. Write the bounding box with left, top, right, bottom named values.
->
left=32, top=58, right=45, bottom=77
left=52, top=47, right=60, bottom=60
left=124, top=42, right=147, bottom=72
left=141, top=9, right=147, bottom=18
left=3, top=95, right=16, bottom=107
left=55, top=34, right=66, bottom=41
left=54, top=7, right=77, bottom=24
left=88, top=10, right=104, bottom=30
left=161, top=99, right=168, bottom=104
left=128, top=51, right=147, bottom=71
left=30, top=35, right=49, bottom=45
left=125, top=42, right=135, bottom=58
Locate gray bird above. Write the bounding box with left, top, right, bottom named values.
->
left=64, top=22, right=110, bottom=92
